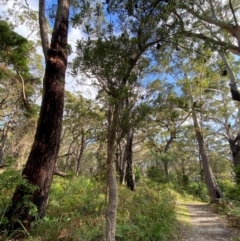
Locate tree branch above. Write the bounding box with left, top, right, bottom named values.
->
left=182, top=4, right=234, bottom=33
left=16, top=71, right=31, bottom=111
left=229, top=0, right=238, bottom=27
left=219, top=52, right=240, bottom=101
left=182, top=31, right=240, bottom=55
left=54, top=169, right=69, bottom=177
left=39, top=0, right=49, bottom=61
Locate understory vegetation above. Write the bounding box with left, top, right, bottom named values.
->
left=1, top=0, right=240, bottom=240
left=0, top=171, right=178, bottom=241
left=1, top=168, right=240, bottom=240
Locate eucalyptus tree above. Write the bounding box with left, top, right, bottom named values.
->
left=0, top=20, right=41, bottom=168
left=59, top=91, right=104, bottom=175
left=5, top=0, right=70, bottom=233
left=200, top=56, right=240, bottom=183
left=189, top=89, right=223, bottom=202
left=72, top=0, right=180, bottom=239
left=117, top=93, right=153, bottom=189
left=173, top=0, right=240, bottom=100
left=169, top=0, right=240, bottom=184
left=176, top=49, right=225, bottom=202
left=145, top=80, right=190, bottom=182
left=171, top=125, right=201, bottom=186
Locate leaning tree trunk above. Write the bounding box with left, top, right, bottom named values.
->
left=191, top=107, right=223, bottom=203
left=6, top=0, right=70, bottom=232
left=105, top=105, right=119, bottom=241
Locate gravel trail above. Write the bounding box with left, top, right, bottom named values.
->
left=181, top=203, right=240, bottom=241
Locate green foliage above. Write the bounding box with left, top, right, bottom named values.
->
left=218, top=180, right=240, bottom=202
left=147, top=166, right=167, bottom=183
left=30, top=176, right=105, bottom=241
left=117, top=182, right=178, bottom=241
left=183, top=181, right=209, bottom=202
left=0, top=20, right=29, bottom=74
left=13, top=177, right=178, bottom=241
left=134, top=166, right=142, bottom=183
left=0, top=167, right=38, bottom=238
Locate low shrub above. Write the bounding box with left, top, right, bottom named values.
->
left=117, top=182, right=178, bottom=241
left=0, top=173, right=179, bottom=241
left=184, top=181, right=209, bottom=202
left=218, top=180, right=240, bottom=202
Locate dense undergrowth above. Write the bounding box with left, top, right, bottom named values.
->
left=0, top=170, right=178, bottom=241
left=2, top=168, right=240, bottom=240
left=211, top=180, right=240, bottom=227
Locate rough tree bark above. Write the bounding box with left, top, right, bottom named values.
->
left=5, top=0, right=70, bottom=232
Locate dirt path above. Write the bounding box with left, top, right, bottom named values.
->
left=181, top=203, right=240, bottom=241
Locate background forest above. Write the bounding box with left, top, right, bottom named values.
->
left=1, top=0, right=240, bottom=240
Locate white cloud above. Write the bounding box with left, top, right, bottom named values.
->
left=0, top=0, right=38, bottom=39
left=65, top=26, right=98, bottom=99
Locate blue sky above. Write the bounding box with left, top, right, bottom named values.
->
left=0, top=0, right=98, bottom=98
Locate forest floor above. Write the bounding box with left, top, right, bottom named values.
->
left=179, top=202, right=240, bottom=241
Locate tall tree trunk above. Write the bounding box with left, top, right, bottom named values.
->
left=96, top=141, right=105, bottom=173
left=0, top=149, right=4, bottom=167
left=105, top=105, right=118, bottom=241
left=119, top=143, right=126, bottom=184
left=125, top=130, right=135, bottom=190
left=76, top=133, right=85, bottom=176
left=115, top=147, right=124, bottom=183
left=228, top=137, right=240, bottom=184
left=64, top=138, right=74, bottom=172
left=163, top=160, right=170, bottom=183
left=162, top=131, right=175, bottom=182
left=6, top=0, right=70, bottom=232
left=191, top=106, right=223, bottom=203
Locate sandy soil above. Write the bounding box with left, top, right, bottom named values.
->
left=181, top=203, right=240, bottom=241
